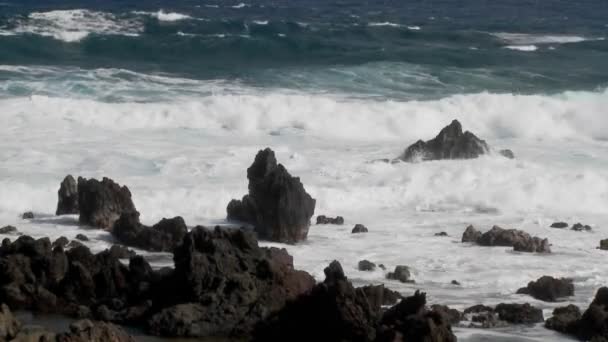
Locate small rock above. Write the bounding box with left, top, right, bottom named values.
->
left=495, top=303, right=544, bottom=324
left=378, top=264, right=386, bottom=270
left=351, top=224, right=368, bottom=234
left=462, top=225, right=482, bottom=243
left=22, top=212, right=34, bottom=219
left=516, top=276, right=574, bottom=302
left=357, top=260, right=376, bottom=271
left=75, top=234, right=89, bottom=242
left=572, top=223, right=592, bottom=231
left=316, top=215, right=344, bottom=225
left=550, top=222, right=569, bottom=229
left=386, top=265, right=414, bottom=283
left=435, top=231, right=448, bottom=236
left=52, top=236, right=69, bottom=248
left=0, top=226, right=17, bottom=234
left=451, top=280, right=461, bottom=286
left=499, top=149, right=515, bottom=159
left=600, top=239, right=608, bottom=250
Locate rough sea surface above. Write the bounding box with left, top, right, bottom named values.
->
left=1, top=0, right=607, bottom=340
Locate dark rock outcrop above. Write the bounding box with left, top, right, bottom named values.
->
left=431, top=304, right=463, bottom=325
left=462, top=225, right=550, bottom=253
left=516, top=276, right=574, bottom=302
left=572, top=223, right=592, bottom=231
left=545, top=305, right=581, bottom=335
left=0, top=226, right=17, bottom=235
left=316, top=215, right=345, bottom=225
left=360, top=284, right=402, bottom=308
left=494, top=303, right=544, bottom=324
left=386, top=266, right=414, bottom=283
left=551, top=222, right=569, bottom=229
left=78, top=177, right=137, bottom=229
left=112, top=212, right=187, bottom=252
left=22, top=212, right=34, bottom=219
left=358, top=260, right=376, bottom=271
left=399, top=120, right=489, bottom=162
left=227, top=148, right=316, bottom=243
left=352, top=224, right=369, bottom=234
left=56, top=175, right=79, bottom=215
left=572, top=287, right=608, bottom=341
left=53, top=237, right=69, bottom=249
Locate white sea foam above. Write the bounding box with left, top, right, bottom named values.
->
left=368, top=22, right=401, bottom=27
left=134, top=10, right=193, bottom=22
left=407, top=26, right=421, bottom=31
left=494, top=32, right=602, bottom=45
left=5, top=9, right=142, bottom=42
left=505, top=44, right=538, bottom=51
left=231, top=3, right=248, bottom=9
left=252, top=20, right=269, bottom=25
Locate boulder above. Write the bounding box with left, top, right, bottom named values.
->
left=516, top=276, right=574, bottom=302
left=600, top=239, right=608, bottom=250
left=358, top=260, right=376, bottom=272
left=77, top=177, right=137, bottom=229
left=112, top=212, right=188, bottom=252
left=22, top=212, right=34, bottom=219
left=377, top=291, right=457, bottom=342
left=0, top=226, right=17, bottom=235
left=360, top=284, right=402, bottom=308
left=386, top=266, right=414, bottom=283
left=352, top=224, right=369, bottom=234
left=572, top=223, right=592, bottom=231
left=494, top=303, right=543, bottom=324
left=550, top=222, right=569, bottom=229
left=431, top=304, right=463, bottom=325
left=399, top=120, right=489, bottom=162
left=574, top=287, right=608, bottom=341
left=463, top=305, right=505, bottom=329
left=226, top=148, right=316, bottom=243
left=75, top=234, right=89, bottom=242
left=0, top=303, right=20, bottom=340
left=461, top=225, right=481, bottom=243
left=316, top=215, right=345, bottom=225
left=435, top=231, right=448, bottom=237
left=545, top=305, right=581, bottom=335
left=52, top=236, right=69, bottom=249
left=56, top=175, right=79, bottom=215
left=463, top=225, right=550, bottom=253
left=499, top=149, right=515, bottom=159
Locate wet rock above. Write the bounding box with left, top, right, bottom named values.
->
left=572, top=223, right=592, bottom=231
left=545, top=305, right=581, bottom=335
left=435, top=231, right=448, bottom=236
left=386, top=266, right=414, bottom=283
left=550, top=222, right=569, bottom=229
left=107, top=245, right=136, bottom=259
left=494, top=303, right=543, bottom=324
left=252, top=260, right=378, bottom=342
left=431, top=304, right=463, bottom=325
left=461, top=225, right=481, bottom=243
left=56, top=319, right=135, bottom=342
left=499, top=149, right=515, bottom=159
left=77, top=177, right=137, bottom=229
left=0, top=226, right=17, bottom=234
left=516, top=276, right=574, bottom=302
left=360, top=284, right=402, bottom=308
left=316, top=215, right=344, bottom=225
left=451, top=280, right=461, bottom=286
left=112, top=212, right=188, bottom=252
left=399, top=119, right=489, bottom=162
left=52, top=236, right=69, bottom=249
left=600, top=239, right=608, bottom=250
left=352, top=224, right=369, bottom=234
left=56, top=175, right=79, bottom=215
left=0, top=303, right=20, bottom=340
left=67, top=240, right=84, bottom=249
left=358, top=260, right=376, bottom=271
left=574, top=287, right=608, bottom=341
left=378, top=264, right=386, bottom=271
left=463, top=305, right=504, bottom=329
left=147, top=303, right=207, bottom=337
left=377, top=291, right=457, bottom=342
left=21, top=212, right=34, bottom=219
left=227, top=148, right=316, bottom=243
left=75, top=234, right=89, bottom=242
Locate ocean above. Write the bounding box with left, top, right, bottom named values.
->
left=0, top=0, right=607, bottom=340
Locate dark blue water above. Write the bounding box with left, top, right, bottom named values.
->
left=0, top=0, right=607, bottom=100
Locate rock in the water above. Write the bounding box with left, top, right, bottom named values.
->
left=600, top=239, right=608, bottom=250
left=377, top=291, right=457, bottom=342
left=360, top=284, right=402, bottom=308
left=399, top=120, right=489, bottom=162
left=516, top=276, right=574, bottom=302
left=0, top=226, right=17, bottom=234
left=226, top=148, right=316, bottom=243
left=57, top=175, right=79, bottom=215
left=435, top=231, right=448, bottom=237
left=463, top=225, right=551, bottom=253
left=53, top=236, right=69, bottom=248
left=545, top=305, right=581, bottom=335
left=75, top=234, right=89, bottom=242
left=352, top=224, right=369, bottom=234
left=57, top=319, right=135, bottom=342
left=494, top=303, right=544, bottom=324
left=462, top=225, right=481, bottom=243
left=463, top=305, right=504, bottom=328
left=112, top=212, right=188, bottom=252
left=499, top=149, right=515, bottom=159
left=22, top=212, right=34, bottom=219
left=550, top=222, right=569, bottom=229
left=358, top=260, right=376, bottom=271
left=431, top=304, right=463, bottom=325
left=78, top=177, right=137, bottom=229
left=573, top=287, right=608, bottom=341
left=0, top=303, right=20, bottom=340
left=386, top=266, right=414, bottom=283
left=572, top=223, right=592, bottom=231
left=316, top=215, right=344, bottom=225
left=451, top=280, right=461, bottom=286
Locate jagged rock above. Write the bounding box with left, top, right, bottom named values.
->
left=352, top=224, right=369, bottom=234
left=574, top=287, right=608, bottom=341
left=57, top=175, right=79, bottom=215
left=360, top=284, right=402, bottom=308
left=386, top=266, right=414, bottom=283
left=516, top=276, right=574, bottom=302
left=316, top=215, right=345, bottom=225
left=545, top=305, right=581, bottom=335
left=52, top=236, right=69, bottom=249
left=147, top=303, right=207, bottom=337
left=358, top=260, right=376, bottom=271
left=461, top=225, right=481, bottom=243
left=572, top=223, right=592, bottom=231
left=463, top=225, right=551, bottom=253
left=435, top=231, right=448, bottom=236
left=75, top=234, right=89, bottom=242
left=21, top=212, right=34, bottom=220
left=0, top=303, right=20, bottom=340
left=377, top=291, right=457, bottom=342
left=13, top=325, right=56, bottom=341
left=252, top=260, right=378, bottom=342
left=226, top=148, right=316, bottom=243
left=499, top=149, right=515, bottom=159
left=77, top=177, right=137, bottom=229
left=463, top=305, right=504, bottom=329
left=112, top=212, right=187, bottom=252
left=399, top=120, right=489, bottom=162
left=0, top=226, right=17, bottom=234
left=550, top=222, right=569, bottom=229
left=56, top=319, right=135, bottom=342
left=494, top=303, right=543, bottom=324
left=600, top=239, right=608, bottom=250
left=431, top=304, right=463, bottom=325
